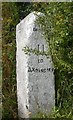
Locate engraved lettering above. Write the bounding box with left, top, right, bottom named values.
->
left=32, top=67, right=35, bottom=72
left=41, top=68, right=46, bottom=73
left=35, top=68, right=39, bottom=72
left=38, top=44, right=39, bottom=52
left=42, top=45, right=44, bottom=53
left=47, top=68, right=51, bottom=71
left=38, top=59, right=43, bottom=63
left=28, top=67, right=54, bottom=73
left=28, top=67, right=32, bottom=72
left=33, top=27, right=37, bottom=31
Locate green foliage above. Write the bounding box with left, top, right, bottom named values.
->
left=32, top=107, right=73, bottom=119
left=2, top=2, right=19, bottom=119
left=22, top=46, right=49, bottom=56
left=36, top=2, right=73, bottom=117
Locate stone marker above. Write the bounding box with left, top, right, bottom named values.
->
left=16, top=11, right=55, bottom=119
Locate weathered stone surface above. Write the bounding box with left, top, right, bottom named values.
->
left=16, top=12, right=55, bottom=118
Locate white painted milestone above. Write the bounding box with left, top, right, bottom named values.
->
left=16, top=11, right=55, bottom=119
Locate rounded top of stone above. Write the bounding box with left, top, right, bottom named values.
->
left=23, top=11, right=44, bottom=21
left=32, top=11, right=44, bottom=16
left=16, top=11, right=44, bottom=28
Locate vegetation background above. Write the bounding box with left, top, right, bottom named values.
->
left=2, top=2, right=73, bottom=119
